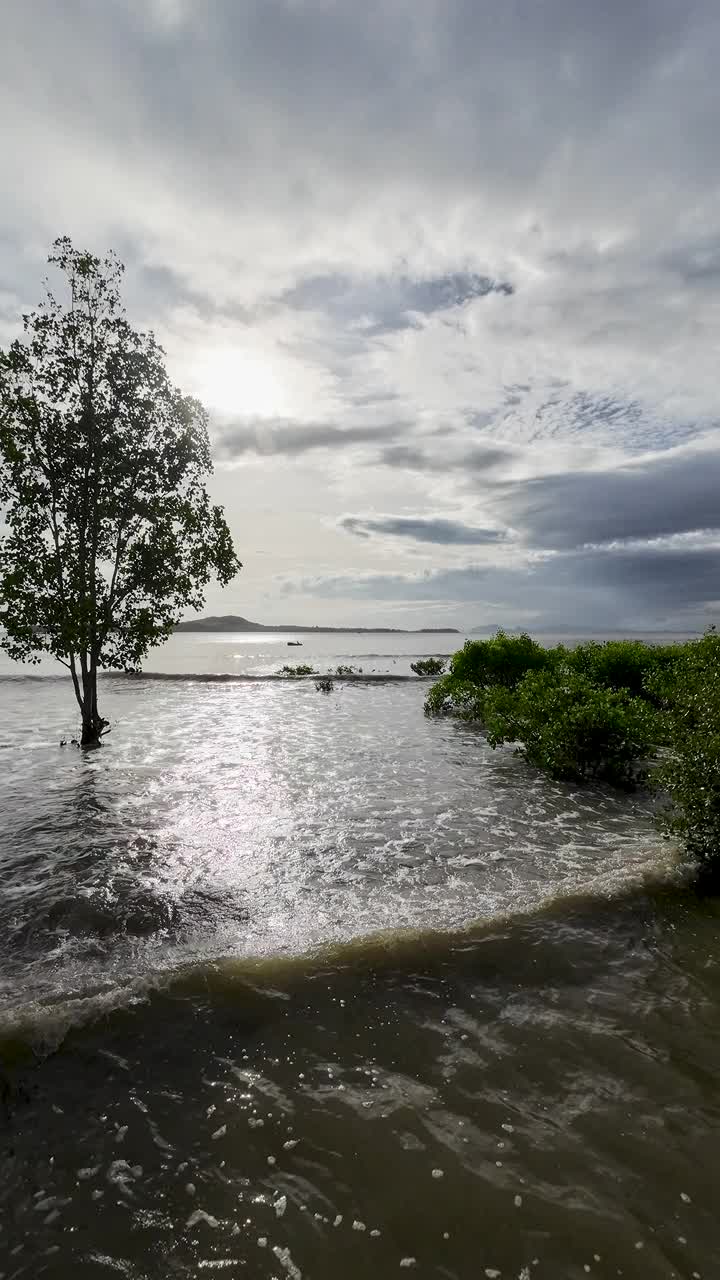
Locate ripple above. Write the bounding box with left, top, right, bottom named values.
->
left=0, top=678, right=673, bottom=1018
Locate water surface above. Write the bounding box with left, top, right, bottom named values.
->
left=0, top=634, right=716, bottom=1278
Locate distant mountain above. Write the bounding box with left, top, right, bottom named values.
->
left=175, top=614, right=459, bottom=634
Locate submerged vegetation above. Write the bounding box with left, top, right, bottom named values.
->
left=426, top=629, right=720, bottom=868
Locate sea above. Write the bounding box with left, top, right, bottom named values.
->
left=1, top=630, right=717, bottom=1279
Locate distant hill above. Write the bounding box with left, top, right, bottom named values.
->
left=175, top=614, right=459, bottom=635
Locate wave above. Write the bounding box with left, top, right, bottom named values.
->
left=0, top=671, right=422, bottom=686
left=0, top=848, right=686, bottom=1068
left=0, top=661, right=448, bottom=684
left=0, top=670, right=422, bottom=691
left=103, top=672, right=424, bottom=683
left=327, top=652, right=452, bottom=659
left=0, top=672, right=68, bottom=683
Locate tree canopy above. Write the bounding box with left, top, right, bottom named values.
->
left=0, top=237, right=241, bottom=741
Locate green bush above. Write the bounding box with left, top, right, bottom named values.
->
left=424, top=672, right=459, bottom=716
left=450, top=631, right=551, bottom=688
left=315, top=676, right=335, bottom=694
left=424, top=631, right=554, bottom=718
left=653, top=631, right=720, bottom=868
left=335, top=664, right=361, bottom=676
left=483, top=669, right=659, bottom=786
left=410, top=657, right=446, bottom=677
left=423, top=626, right=720, bottom=871
left=567, top=639, right=679, bottom=703
left=279, top=664, right=317, bottom=677
left=424, top=674, right=486, bottom=719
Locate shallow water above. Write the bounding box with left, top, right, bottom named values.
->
left=1, top=634, right=717, bottom=1278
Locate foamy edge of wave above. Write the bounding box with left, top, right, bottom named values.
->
left=0, top=843, right=685, bottom=1064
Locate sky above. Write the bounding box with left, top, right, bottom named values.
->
left=1, top=0, right=719, bottom=632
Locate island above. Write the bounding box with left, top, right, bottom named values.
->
left=175, top=614, right=460, bottom=634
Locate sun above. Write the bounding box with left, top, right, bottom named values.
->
left=193, top=347, right=289, bottom=418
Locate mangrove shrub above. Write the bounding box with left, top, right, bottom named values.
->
left=483, top=669, right=659, bottom=786
left=424, top=631, right=553, bottom=718
left=424, top=628, right=720, bottom=864
left=653, top=631, right=720, bottom=868
left=567, top=639, right=679, bottom=704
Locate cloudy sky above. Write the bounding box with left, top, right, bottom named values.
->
left=2, top=0, right=719, bottom=631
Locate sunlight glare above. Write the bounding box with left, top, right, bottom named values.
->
left=195, top=347, right=289, bottom=418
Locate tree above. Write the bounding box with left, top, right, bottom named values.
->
left=0, top=238, right=241, bottom=745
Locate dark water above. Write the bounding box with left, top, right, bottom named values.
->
left=1, top=641, right=717, bottom=1278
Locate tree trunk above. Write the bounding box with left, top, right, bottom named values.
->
left=80, top=665, right=106, bottom=747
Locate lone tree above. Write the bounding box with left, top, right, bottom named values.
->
left=0, top=238, right=241, bottom=745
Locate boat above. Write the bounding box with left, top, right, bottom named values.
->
left=287, top=640, right=303, bottom=646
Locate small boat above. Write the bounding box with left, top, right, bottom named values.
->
left=287, top=640, right=303, bottom=646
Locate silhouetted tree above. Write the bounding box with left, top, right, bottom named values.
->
left=0, top=238, right=241, bottom=745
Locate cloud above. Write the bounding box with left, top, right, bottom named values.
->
left=2, top=0, right=720, bottom=627
left=339, top=514, right=508, bottom=545
left=492, top=442, right=720, bottom=549
left=290, top=540, right=720, bottom=630
left=378, top=441, right=514, bottom=473
left=281, top=270, right=513, bottom=335
left=585, top=543, right=720, bottom=609
left=215, top=418, right=406, bottom=458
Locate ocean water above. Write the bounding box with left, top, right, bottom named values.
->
left=1, top=632, right=718, bottom=1279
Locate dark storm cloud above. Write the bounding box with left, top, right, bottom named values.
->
left=339, top=515, right=507, bottom=545
left=578, top=543, right=720, bottom=608
left=215, top=418, right=405, bottom=459
left=281, top=271, right=513, bottom=335
left=292, top=540, right=720, bottom=629
left=503, top=446, right=720, bottom=548
left=292, top=564, right=493, bottom=604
